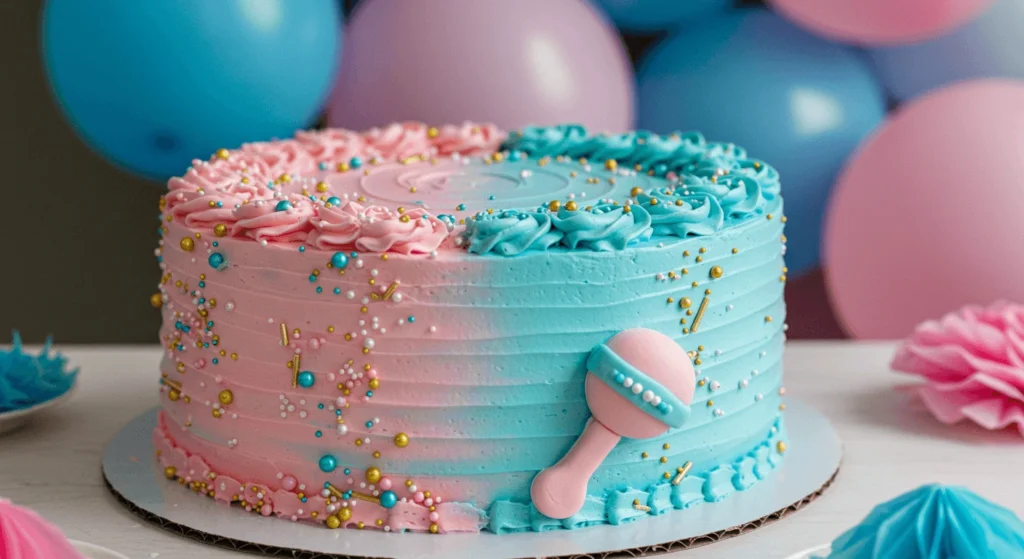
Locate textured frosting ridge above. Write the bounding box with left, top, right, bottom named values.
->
left=827, top=484, right=1024, bottom=559
left=891, top=301, right=1024, bottom=436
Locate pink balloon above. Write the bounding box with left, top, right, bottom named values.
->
left=768, top=0, right=992, bottom=45
left=824, top=80, right=1024, bottom=339
left=329, top=0, right=634, bottom=132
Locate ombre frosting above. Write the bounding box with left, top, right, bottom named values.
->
left=153, top=122, right=788, bottom=535
left=825, top=485, right=1024, bottom=559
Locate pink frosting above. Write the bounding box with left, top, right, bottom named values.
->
left=0, top=499, right=85, bottom=559
left=891, top=301, right=1024, bottom=436
left=310, top=202, right=448, bottom=254
left=162, top=121, right=505, bottom=254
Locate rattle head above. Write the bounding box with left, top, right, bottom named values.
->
left=585, top=328, right=696, bottom=439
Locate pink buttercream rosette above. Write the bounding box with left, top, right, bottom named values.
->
left=891, top=301, right=1024, bottom=436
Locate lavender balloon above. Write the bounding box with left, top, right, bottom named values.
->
left=328, top=0, right=634, bottom=132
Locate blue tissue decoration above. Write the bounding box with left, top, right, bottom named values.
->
left=0, top=332, right=78, bottom=413
left=826, top=484, right=1024, bottom=559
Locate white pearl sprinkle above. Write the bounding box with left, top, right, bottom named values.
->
left=641, top=390, right=654, bottom=402
left=631, top=383, right=643, bottom=395
left=392, top=293, right=403, bottom=303
left=710, top=381, right=720, bottom=391
left=623, top=377, right=634, bottom=388
left=652, top=396, right=662, bottom=406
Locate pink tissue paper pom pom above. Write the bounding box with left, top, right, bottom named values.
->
left=891, top=301, right=1024, bottom=437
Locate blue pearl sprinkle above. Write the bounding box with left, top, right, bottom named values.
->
left=308, top=274, right=317, bottom=283
left=298, top=246, right=306, bottom=253
left=366, top=390, right=373, bottom=397
left=212, top=241, right=218, bottom=247
left=349, top=156, right=363, bottom=168
left=316, top=286, right=323, bottom=293
left=275, top=200, right=292, bottom=211
left=327, top=196, right=342, bottom=206
left=198, top=281, right=205, bottom=288
left=344, top=468, right=351, bottom=475
left=365, top=421, right=373, bottom=428
left=297, top=370, right=315, bottom=388
left=350, top=251, right=358, bottom=258
left=208, top=253, right=225, bottom=269
left=456, top=203, right=466, bottom=211
left=315, top=430, right=322, bottom=438
left=380, top=491, right=398, bottom=509
left=318, top=455, right=337, bottom=473
left=334, top=287, right=341, bottom=295
left=614, top=373, right=625, bottom=384
left=507, top=150, right=522, bottom=161
left=407, top=316, right=415, bottom=323
left=318, top=403, right=324, bottom=409
left=212, top=358, right=218, bottom=365
left=319, top=162, right=329, bottom=171
left=331, top=252, right=349, bottom=269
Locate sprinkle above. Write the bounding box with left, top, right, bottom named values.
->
left=690, top=295, right=710, bottom=333
left=672, top=461, right=693, bottom=485
left=632, top=499, right=651, bottom=512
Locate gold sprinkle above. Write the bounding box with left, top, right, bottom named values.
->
left=699, top=247, right=706, bottom=254
left=777, top=441, right=787, bottom=453
left=565, top=201, right=578, bottom=211
left=604, top=159, right=618, bottom=171
left=632, top=499, right=651, bottom=512
left=623, top=205, right=631, bottom=214
left=663, top=472, right=672, bottom=479
left=630, top=186, right=642, bottom=197
left=429, top=523, right=439, bottom=534
left=707, top=400, right=714, bottom=407
left=215, top=148, right=230, bottom=160
left=695, top=256, right=703, bottom=263
left=230, top=353, right=238, bottom=361
left=394, top=432, right=410, bottom=448
left=765, top=316, right=773, bottom=323
left=691, top=295, right=710, bottom=333
left=280, top=323, right=288, bottom=347
left=179, top=237, right=195, bottom=252
left=368, top=378, right=380, bottom=390
left=673, top=461, right=693, bottom=485
left=427, top=126, right=439, bottom=138
left=691, top=281, right=699, bottom=288
left=355, top=439, right=363, bottom=446
left=316, top=181, right=329, bottom=193
left=278, top=173, right=292, bottom=184
left=291, top=354, right=301, bottom=388
left=683, top=251, right=690, bottom=257
left=569, top=171, right=578, bottom=178
left=781, top=216, right=788, bottom=223
left=779, top=404, right=787, bottom=411
left=326, top=516, right=341, bottom=529
left=660, top=457, right=668, bottom=464
left=663, top=443, right=670, bottom=450
left=731, top=248, right=739, bottom=254
left=679, top=297, right=692, bottom=309
left=548, top=200, right=560, bottom=212
left=641, top=452, right=649, bottom=459
left=218, top=390, right=233, bottom=405
left=150, top=293, right=163, bottom=308
left=710, top=266, right=723, bottom=279
left=766, top=213, right=773, bottom=220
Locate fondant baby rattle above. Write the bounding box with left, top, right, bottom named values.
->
left=531, top=328, right=696, bottom=519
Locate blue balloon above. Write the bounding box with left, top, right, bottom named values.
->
left=869, top=1, right=1023, bottom=102
left=637, top=10, right=885, bottom=277
left=42, top=0, right=340, bottom=181
left=592, top=0, right=731, bottom=32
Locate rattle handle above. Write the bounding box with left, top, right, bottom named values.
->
left=530, top=419, right=621, bottom=519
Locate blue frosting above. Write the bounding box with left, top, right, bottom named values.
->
left=0, top=332, right=78, bottom=413
left=826, top=485, right=1024, bottom=559
left=455, top=125, right=782, bottom=256
left=486, top=418, right=788, bottom=533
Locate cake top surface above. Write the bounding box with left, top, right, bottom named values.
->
left=826, top=484, right=1024, bottom=559
left=162, top=123, right=780, bottom=256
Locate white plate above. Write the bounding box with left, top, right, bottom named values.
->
left=786, top=543, right=831, bottom=559
left=70, top=540, right=130, bottom=559
left=0, top=388, right=75, bottom=436
left=104, top=399, right=842, bottom=559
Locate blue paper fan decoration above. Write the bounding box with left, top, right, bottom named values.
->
left=0, top=332, right=78, bottom=413
left=827, top=484, right=1024, bottom=559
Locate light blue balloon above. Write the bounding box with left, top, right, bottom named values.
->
left=637, top=10, right=885, bottom=277
left=868, top=0, right=1023, bottom=102
left=592, top=0, right=731, bottom=32
left=42, top=0, right=340, bottom=181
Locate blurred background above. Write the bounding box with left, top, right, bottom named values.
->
left=3, top=0, right=1023, bottom=343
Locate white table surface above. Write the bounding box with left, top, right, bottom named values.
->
left=2, top=342, right=1022, bottom=559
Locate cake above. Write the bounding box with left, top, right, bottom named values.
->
left=152, top=123, right=788, bottom=534
left=823, top=484, right=1024, bottom=558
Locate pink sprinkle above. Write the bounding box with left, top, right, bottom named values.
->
left=368, top=369, right=378, bottom=379
left=281, top=475, right=297, bottom=491
left=429, top=512, right=439, bottom=522
left=261, top=504, right=272, bottom=516
left=379, top=478, right=392, bottom=490
left=310, top=339, right=320, bottom=350
left=434, top=496, right=442, bottom=503
left=666, top=171, right=678, bottom=181
left=413, top=492, right=424, bottom=503
left=345, top=380, right=354, bottom=388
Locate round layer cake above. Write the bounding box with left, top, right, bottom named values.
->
left=153, top=123, right=788, bottom=534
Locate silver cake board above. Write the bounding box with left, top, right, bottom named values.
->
left=103, top=399, right=841, bottom=559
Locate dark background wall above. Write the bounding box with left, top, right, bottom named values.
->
left=1, top=0, right=768, bottom=344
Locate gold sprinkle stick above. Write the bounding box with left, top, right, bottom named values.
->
left=162, top=378, right=182, bottom=391
left=291, top=354, right=301, bottom=388
left=350, top=491, right=381, bottom=505
left=370, top=282, right=400, bottom=301
left=401, top=155, right=422, bottom=165
left=633, top=502, right=652, bottom=512
left=280, top=323, right=289, bottom=347
left=673, top=461, right=693, bottom=485
left=325, top=483, right=344, bottom=499
left=690, top=296, right=710, bottom=333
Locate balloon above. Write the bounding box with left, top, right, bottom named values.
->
left=593, top=0, right=731, bottom=32
left=784, top=269, right=846, bottom=340
left=328, top=0, right=633, bottom=133
left=869, top=0, right=1024, bottom=102
left=767, top=0, right=992, bottom=45
left=636, top=10, right=886, bottom=278
left=824, top=80, right=1024, bottom=339
left=42, top=0, right=340, bottom=181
